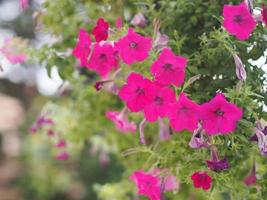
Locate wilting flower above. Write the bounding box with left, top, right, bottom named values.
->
left=153, top=32, right=169, bottom=51
left=158, top=119, right=171, bottom=141
left=30, top=115, right=54, bottom=133
left=20, top=0, right=29, bottom=10
left=223, top=2, right=256, bottom=40
left=55, top=140, right=67, bottom=148
left=262, top=2, right=267, bottom=25
left=115, top=28, right=152, bottom=65
left=92, top=18, right=109, bottom=42
left=116, top=16, right=123, bottom=30
left=233, top=54, right=246, bottom=81
left=244, top=160, right=257, bottom=186
left=106, top=108, right=136, bottom=133
left=139, top=119, right=147, bottom=144
left=72, top=29, right=92, bottom=66
left=191, top=171, right=212, bottom=191
left=199, top=93, right=243, bottom=135
left=167, top=92, right=199, bottom=132
left=150, top=48, right=187, bottom=87
left=254, top=127, right=267, bottom=156
left=87, top=43, right=117, bottom=77
left=99, top=150, right=110, bottom=168
left=143, top=85, right=176, bottom=122
left=118, top=72, right=154, bottom=112
left=130, top=170, right=161, bottom=200
left=244, top=0, right=254, bottom=14
left=131, top=13, right=147, bottom=28
left=0, top=38, right=27, bottom=64
left=94, top=79, right=113, bottom=91
left=55, top=152, right=69, bottom=161
left=206, top=146, right=229, bottom=172
left=189, top=124, right=209, bottom=149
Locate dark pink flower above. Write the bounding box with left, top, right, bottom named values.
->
left=244, top=160, right=257, bottom=186
left=94, top=80, right=113, bottom=91
left=223, top=2, right=256, bottom=40
left=199, top=93, right=243, bottom=135
left=72, top=29, right=92, bottom=66
left=164, top=175, right=179, bottom=192
left=150, top=48, right=187, bottom=87
left=191, top=171, right=212, bottom=191
left=55, top=152, right=69, bottom=161
left=262, top=3, right=267, bottom=25
left=87, top=43, right=117, bottom=77
left=144, top=84, right=176, bottom=122
left=92, top=18, right=109, bottom=42
left=118, top=72, right=154, bottom=112
left=206, top=146, right=229, bottom=172
left=167, top=92, right=199, bottom=132
left=55, top=140, right=67, bottom=148
left=116, top=16, right=123, bottom=30
left=20, top=0, right=29, bottom=10
left=130, top=170, right=161, bottom=200
left=131, top=13, right=147, bottom=28
left=106, top=108, right=136, bottom=133
left=115, top=28, right=152, bottom=65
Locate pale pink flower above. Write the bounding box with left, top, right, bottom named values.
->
left=118, top=72, right=154, bottom=112
left=115, top=28, right=152, bottom=65
left=158, top=119, right=171, bottom=141
left=106, top=107, right=136, bottom=133
left=167, top=92, right=199, bottom=132
left=189, top=124, right=209, bottom=149
left=72, top=29, right=92, bottom=66
left=233, top=54, right=246, bottom=81
left=131, top=13, right=147, bottom=28
left=223, top=2, right=256, bottom=40
left=199, top=93, right=243, bottom=135
left=153, top=32, right=169, bottom=51
left=150, top=48, right=187, bottom=87
left=130, top=170, right=161, bottom=200
left=20, top=0, right=29, bottom=10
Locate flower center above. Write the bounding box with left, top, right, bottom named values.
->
left=163, top=63, right=173, bottom=70
left=215, top=109, right=224, bottom=116
left=154, top=96, right=163, bottom=105
left=129, top=42, right=138, bottom=49
left=179, top=106, right=187, bottom=113
left=234, top=15, right=243, bottom=23
left=136, top=87, right=145, bottom=95
left=99, top=53, right=107, bottom=61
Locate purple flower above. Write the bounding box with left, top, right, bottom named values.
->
left=131, top=13, right=147, bottom=28
left=233, top=54, right=247, bottom=81
left=153, top=32, right=169, bottom=51
left=139, top=119, right=147, bottom=145
left=243, top=159, right=257, bottom=186
left=158, top=119, right=171, bottom=141
left=206, top=146, right=229, bottom=172
left=254, top=127, right=267, bottom=156
left=189, top=124, right=209, bottom=149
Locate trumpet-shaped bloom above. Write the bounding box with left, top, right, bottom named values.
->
left=92, top=18, right=109, bottom=42
left=150, top=48, right=187, bottom=87
left=191, top=171, right=212, bottom=191
left=116, top=28, right=152, bottom=65
left=118, top=73, right=154, bottom=112
left=72, top=29, right=92, bottom=66
left=199, top=93, right=243, bottom=135
left=87, top=43, right=117, bottom=77
left=262, top=3, right=267, bottom=25
left=206, top=146, right=229, bottom=172
left=243, top=161, right=257, bottom=186
left=167, top=92, right=199, bottom=132
left=130, top=170, right=161, bottom=200
left=144, top=85, right=176, bottom=122
left=223, top=2, right=256, bottom=40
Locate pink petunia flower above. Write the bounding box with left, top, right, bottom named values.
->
left=72, top=29, right=92, bottom=66
left=223, top=2, right=256, bottom=40
left=191, top=171, right=212, bottom=191
left=243, top=160, right=257, bottom=186
left=131, top=13, right=147, bottom=28
left=55, top=152, right=69, bottom=161
left=153, top=32, right=169, bottom=51
left=167, top=92, right=199, bottom=132
left=116, top=16, right=123, bottom=30
left=115, top=28, right=152, bottom=65
left=199, top=93, right=243, bottom=135
left=106, top=107, right=136, bottom=133
left=0, top=38, right=27, bottom=64
left=143, top=84, right=176, bottom=122
left=118, top=72, right=154, bottom=112
left=150, top=48, right=187, bottom=87
left=92, top=18, right=109, bottom=42
left=130, top=170, right=161, bottom=200
left=55, top=140, right=67, bottom=148
left=20, top=0, right=29, bottom=10
left=262, top=2, right=267, bottom=25
left=87, top=43, right=117, bottom=77
left=189, top=124, right=209, bottom=149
